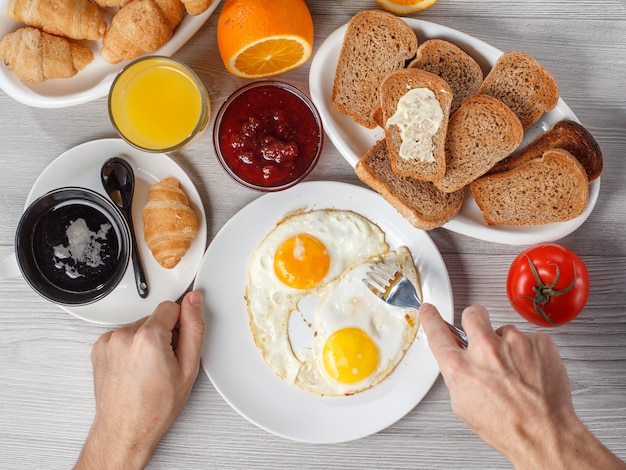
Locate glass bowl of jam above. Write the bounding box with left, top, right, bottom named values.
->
left=213, top=81, right=323, bottom=191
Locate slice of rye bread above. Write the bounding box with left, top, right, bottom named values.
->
left=355, top=139, right=464, bottom=230
left=381, top=69, right=453, bottom=181
left=488, top=119, right=603, bottom=182
left=332, top=10, right=418, bottom=129
left=434, top=94, right=523, bottom=193
left=477, top=50, right=559, bottom=130
left=409, top=39, right=484, bottom=114
left=470, top=148, right=589, bottom=226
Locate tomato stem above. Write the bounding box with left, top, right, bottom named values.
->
left=519, top=255, right=578, bottom=326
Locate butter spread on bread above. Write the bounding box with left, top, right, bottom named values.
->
left=332, top=10, right=417, bottom=129
left=434, top=94, right=523, bottom=193
left=355, top=139, right=463, bottom=231
left=381, top=69, right=452, bottom=182
left=477, top=50, right=559, bottom=130
left=386, top=88, right=444, bottom=163
left=142, top=177, right=199, bottom=269
left=489, top=119, right=603, bottom=182
left=470, top=148, right=588, bottom=226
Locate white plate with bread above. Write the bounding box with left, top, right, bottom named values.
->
left=0, top=0, right=221, bottom=108
left=25, top=138, right=207, bottom=325
left=309, top=17, right=600, bottom=245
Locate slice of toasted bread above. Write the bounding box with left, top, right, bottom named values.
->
left=355, top=139, right=464, bottom=230
left=477, top=51, right=559, bottom=130
left=470, top=148, right=589, bottom=226
left=489, top=119, right=603, bottom=182
left=380, top=69, right=453, bottom=182
left=332, top=10, right=418, bottom=129
left=409, top=39, right=484, bottom=114
left=434, top=94, right=523, bottom=193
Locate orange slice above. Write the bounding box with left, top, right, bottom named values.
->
left=217, top=0, right=314, bottom=78
left=376, top=0, right=439, bottom=14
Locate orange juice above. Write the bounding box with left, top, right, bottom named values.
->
left=109, top=57, right=209, bottom=152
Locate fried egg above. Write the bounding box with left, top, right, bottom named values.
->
left=246, top=209, right=389, bottom=382
left=294, top=247, right=421, bottom=396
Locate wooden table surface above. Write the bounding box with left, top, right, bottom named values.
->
left=1, top=1, right=625, bottom=468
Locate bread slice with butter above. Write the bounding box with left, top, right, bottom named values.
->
left=470, top=148, right=589, bottom=226
left=434, top=94, right=523, bottom=193
left=355, top=139, right=464, bottom=230
left=409, top=39, right=484, bottom=114
left=489, top=119, right=603, bottom=182
left=332, top=10, right=418, bottom=129
left=477, top=50, right=559, bottom=130
left=380, top=69, right=453, bottom=182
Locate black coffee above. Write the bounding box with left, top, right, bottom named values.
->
left=33, top=202, right=123, bottom=293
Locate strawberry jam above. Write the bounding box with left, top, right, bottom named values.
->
left=214, top=82, right=323, bottom=191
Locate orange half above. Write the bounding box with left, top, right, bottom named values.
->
left=217, top=0, right=314, bottom=78
left=376, top=0, right=438, bottom=14
left=229, top=36, right=312, bottom=78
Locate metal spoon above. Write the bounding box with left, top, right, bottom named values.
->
left=101, top=156, right=149, bottom=298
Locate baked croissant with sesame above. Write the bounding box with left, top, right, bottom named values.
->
left=142, top=177, right=199, bottom=269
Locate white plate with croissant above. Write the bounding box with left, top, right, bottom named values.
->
left=25, top=138, right=207, bottom=325
left=0, top=0, right=221, bottom=108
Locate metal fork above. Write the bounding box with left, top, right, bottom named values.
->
left=364, top=261, right=469, bottom=348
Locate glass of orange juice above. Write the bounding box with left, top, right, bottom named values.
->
left=109, top=56, right=209, bottom=152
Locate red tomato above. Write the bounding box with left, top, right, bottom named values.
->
left=506, top=244, right=589, bottom=327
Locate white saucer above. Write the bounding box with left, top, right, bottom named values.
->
left=26, top=138, right=207, bottom=325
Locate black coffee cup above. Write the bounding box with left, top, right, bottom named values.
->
left=15, top=187, right=131, bottom=306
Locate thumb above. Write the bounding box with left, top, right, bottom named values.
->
left=176, top=290, right=206, bottom=380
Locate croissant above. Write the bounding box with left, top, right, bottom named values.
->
left=91, top=0, right=131, bottom=7
left=100, top=0, right=185, bottom=64
left=0, top=27, right=94, bottom=83
left=180, top=0, right=212, bottom=16
left=142, top=177, right=199, bottom=269
left=7, top=0, right=107, bottom=41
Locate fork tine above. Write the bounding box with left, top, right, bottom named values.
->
left=367, top=268, right=392, bottom=289
left=370, top=261, right=396, bottom=280
left=363, top=261, right=392, bottom=295
left=363, top=276, right=386, bottom=294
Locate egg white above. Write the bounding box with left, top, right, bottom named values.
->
left=245, top=209, right=389, bottom=383
left=294, top=247, right=421, bottom=396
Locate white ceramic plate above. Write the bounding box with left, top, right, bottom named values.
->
left=26, top=138, right=207, bottom=325
left=195, top=181, right=454, bottom=443
left=0, top=0, right=221, bottom=108
left=309, top=19, right=600, bottom=245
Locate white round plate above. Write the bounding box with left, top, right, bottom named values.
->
left=26, top=138, right=207, bottom=325
left=309, top=19, right=600, bottom=246
left=195, top=181, right=454, bottom=443
left=0, top=0, right=221, bottom=108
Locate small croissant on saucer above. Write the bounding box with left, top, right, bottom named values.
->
left=142, top=177, right=199, bottom=269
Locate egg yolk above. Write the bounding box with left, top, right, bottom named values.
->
left=322, top=328, right=380, bottom=384
left=274, top=233, right=330, bottom=290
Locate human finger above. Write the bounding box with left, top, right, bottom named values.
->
left=460, top=305, right=495, bottom=339
left=90, top=316, right=147, bottom=366
left=175, top=291, right=206, bottom=379
left=419, top=303, right=462, bottom=355
left=142, top=300, right=182, bottom=340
